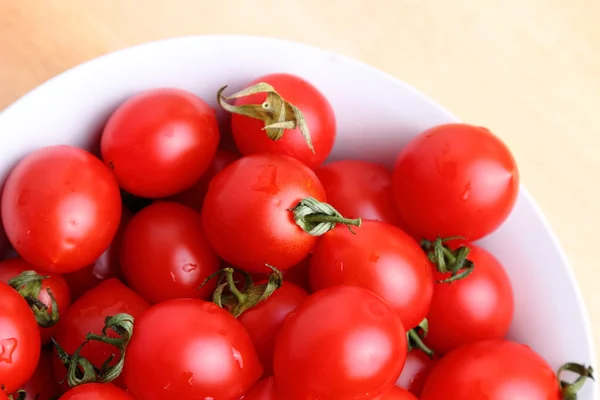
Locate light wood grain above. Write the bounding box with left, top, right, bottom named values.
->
left=1, top=0, right=599, bottom=361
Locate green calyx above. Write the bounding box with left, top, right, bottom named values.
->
left=8, top=270, right=59, bottom=328
left=559, top=362, right=594, bottom=399
left=292, top=197, right=362, bottom=236
left=421, top=236, right=475, bottom=283
left=217, top=83, right=315, bottom=154
left=406, top=318, right=435, bottom=358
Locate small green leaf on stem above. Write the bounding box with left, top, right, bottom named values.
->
left=559, top=362, right=594, bottom=400
left=292, top=197, right=362, bottom=236
left=8, top=270, right=60, bottom=328
left=406, top=318, right=435, bottom=358
left=421, top=236, right=475, bottom=283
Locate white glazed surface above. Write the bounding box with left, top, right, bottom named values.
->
left=0, top=35, right=595, bottom=398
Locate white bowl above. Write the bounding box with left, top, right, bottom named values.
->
left=0, top=35, right=595, bottom=397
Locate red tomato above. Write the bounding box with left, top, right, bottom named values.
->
left=420, top=340, right=561, bottom=399
left=315, top=160, right=401, bottom=226
left=238, top=281, right=308, bottom=375
left=169, top=149, right=239, bottom=211
left=381, top=386, right=418, bottom=400
left=0, top=281, right=40, bottom=393
left=52, top=279, right=149, bottom=391
left=396, top=350, right=438, bottom=397
left=222, top=73, right=335, bottom=169
left=425, top=243, right=514, bottom=354
left=59, top=383, right=134, bottom=400
left=202, top=154, right=327, bottom=274
left=123, top=299, right=263, bottom=400
left=120, top=202, right=219, bottom=304
left=101, top=88, right=220, bottom=198
left=273, top=286, right=407, bottom=400
left=0, top=257, right=71, bottom=344
left=392, top=123, right=519, bottom=241
left=62, top=208, right=132, bottom=300
left=243, top=376, right=277, bottom=400
left=309, top=220, right=433, bottom=329
left=1, top=146, right=122, bottom=273
left=11, top=349, right=60, bottom=400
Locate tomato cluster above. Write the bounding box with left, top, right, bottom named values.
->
left=0, top=74, right=593, bottom=400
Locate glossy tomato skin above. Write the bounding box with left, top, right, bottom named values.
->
left=395, top=350, right=439, bottom=397
left=0, top=257, right=72, bottom=344
left=231, top=73, right=335, bottom=169
left=239, top=282, right=309, bottom=375
left=101, top=88, right=220, bottom=198
left=124, top=299, right=263, bottom=400
left=52, top=279, right=149, bottom=391
left=315, top=160, right=401, bottom=226
left=425, top=243, right=514, bottom=354
left=310, top=220, right=433, bottom=329
left=243, top=376, right=277, bottom=400
left=381, top=386, right=418, bottom=400
left=392, top=123, right=519, bottom=241
left=120, top=202, right=219, bottom=304
left=273, top=286, right=407, bottom=400
left=202, top=153, right=327, bottom=274
left=1, top=145, right=122, bottom=273
left=62, top=207, right=132, bottom=300
left=12, top=349, right=60, bottom=400
left=59, top=383, right=134, bottom=400
left=0, top=281, right=41, bottom=393
left=169, top=149, right=239, bottom=211
left=420, top=339, right=561, bottom=399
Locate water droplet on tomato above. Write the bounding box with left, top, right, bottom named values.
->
left=334, top=260, right=344, bottom=272
left=64, top=238, right=77, bottom=249
left=369, top=253, right=380, bottom=263
left=231, top=347, right=244, bottom=368
left=182, top=263, right=197, bottom=273
left=16, top=190, right=30, bottom=206
left=252, top=164, right=279, bottom=194
left=182, top=371, right=194, bottom=385
left=0, top=338, right=17, bottom=363
left=170, top=271, right=176, bottom=282
left=462, top=182, right=472, bottom=201
left=273, top=198, right=282, bottom=206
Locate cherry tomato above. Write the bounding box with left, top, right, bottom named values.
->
left=425, top=243, right=514, bottom=354
left=315, top=160, right=401, bottom=226
left=123, top=299, right=263, bottom=400
left=11, top=349, right=60, bottom=400
left=0, top=257, right=71, bottom=344
left=396, top=350, right=438, bottom=397
left=392, top=123, right=519, bottom=241
left=309, top=220, right=433, bottom=329
left=169, top=149, right=239, bottom=211
left=62, top=208, right=132, bottom=300
left=238, top=281, right=308, bottom=375
left=273, top=286, right=407, bottom=400
left=2, top=146, right=122, bottom=273
left=202, top=153, right=327, bottom=274
left=101, top=88, right=220, bottom=198
left=222, top=73, right=335, bottom=169
left=243, top=376, right=277, bottom=400
left=0, top=281, right=40, bottom=393
left=381, top=386, right=418, bottom=400
left=52, top=279, right=149, bottom=391
left=59, top=383, right=134, bottom=399
left=420, top=339, right=561, bottom=399
left=120, top=202, right=219, bottom=304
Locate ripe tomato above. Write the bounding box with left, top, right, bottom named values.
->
left=273, top=286, right=407, bottom=400
left=392, top=123, right=519, bottom=241
left=315, top=160, right=401, bottom=226
left=420, top=339, right=561, bottom=399
left=123, top=299, right=263, bottom=400
left=169, top=149, right=239, bottom=211
left=309, top=220, right=433, bottom=329
left=101, top=88, right=220, bottom=198
left=238, top=281, right=308, bottom=375
left=243, top=376, right=277, bottom=400
left=0, top=257, right=71, bottom=344
left=396, top=350, right=438, bottom=397
left=221, top=73, right=335, bottom=169
left=11, top=349, right=60, bottom=400
left=1, top=145, right=122, bottom=273
left=52, top=279, right=149, bottom=390
left=120, top=202, right=219, bottom=304
left=202, top=154, right=328, bottom=274
left=381, top=386, right=418, bottom=400
left=0, top=281, right=40, bottom=393
left=425, top=243, right=514, bottom=354
left=62, top=208, right=132, bottom=300
left=59, top=383, right=134, bottom=399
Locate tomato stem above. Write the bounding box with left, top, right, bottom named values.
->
left=407, top=318, right=435, bottom=358
left=559, top=362, right=594, bottom=400
left=7, top=390, right=26, bottom=400
left=421, top=237, right=475, bottom=283
left=292, top=197, right=362, bottom=236
left=8, top=270, right=60, bottom=328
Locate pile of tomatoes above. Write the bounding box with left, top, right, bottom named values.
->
left=0, top=73, right=593, bottom=400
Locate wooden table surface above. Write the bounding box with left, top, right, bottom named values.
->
left=1, top=0, right=599, bottom=361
